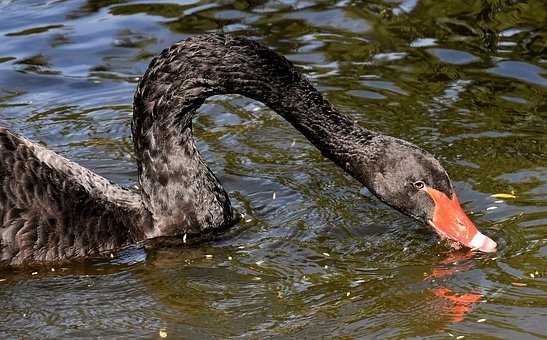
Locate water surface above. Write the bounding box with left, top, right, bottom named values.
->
left=0, top=0, right=545, bottom=338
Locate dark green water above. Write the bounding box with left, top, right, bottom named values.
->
left=0, top=0, right=545, bottom=338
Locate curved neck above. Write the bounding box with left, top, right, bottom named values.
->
left=132, top=34, right=375, bottom=236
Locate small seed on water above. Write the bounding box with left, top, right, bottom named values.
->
left=228, top=256, right=233, bottom=260
left=477, top=318, right=486, bottom=323
left=31, top=272, right=38, bottom=275
left=205, top=254, right=213, bottom=259
left=322, top=252, right=330, bottom=257
left=51, top=268, right=55, bottom=272
left=490, top=193, right=516, bottom=199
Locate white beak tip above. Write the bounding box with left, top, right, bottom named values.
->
left=468, top=232, right=497, bottom=253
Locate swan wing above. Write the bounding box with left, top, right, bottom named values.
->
left=0, top=127, right=142, bottom=266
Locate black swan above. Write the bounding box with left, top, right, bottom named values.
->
left=0, top=34, right=496, bottom=267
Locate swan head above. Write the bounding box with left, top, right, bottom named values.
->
left=362, top=136, right=496, bottom=253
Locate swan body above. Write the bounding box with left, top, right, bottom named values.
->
left=0, top=34, right=495, bottom=267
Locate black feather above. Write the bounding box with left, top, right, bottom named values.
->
left=0, top=33, right=454, bottom=267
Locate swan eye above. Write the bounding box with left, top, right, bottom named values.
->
left=413, top=181, right=425, bottom=190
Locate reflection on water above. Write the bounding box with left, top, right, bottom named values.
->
left=426, top=251, right=482, bottom=324
left=432, top=287, right=482, bottom=323
left=0, top=0, right=546, bottom=338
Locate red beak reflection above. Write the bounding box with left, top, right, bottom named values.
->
left=431, top=288, right=482, bottom=323
left=424, top=187, right=497, bottom=253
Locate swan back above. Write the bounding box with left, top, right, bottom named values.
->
left=0, top=128, right=144, bottom=266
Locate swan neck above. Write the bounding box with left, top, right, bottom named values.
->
left=132, top=34, right=376, bottom=237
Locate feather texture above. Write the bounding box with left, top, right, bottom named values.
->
left=0, top=128, right=146, bottom=266
left=0, top=33, right=456, bottom=266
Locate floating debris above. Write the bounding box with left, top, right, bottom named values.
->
left=205, top=254, right=213, bottom=259
left=456, top=336, right=465, bottom=340
left=0, top=278, right=6, bottom=282
left=159, top=329, right=168, bottom=338
left=110, top=253, right=114, bottom=258
left=477, top=318, right=486, bottom=323
left=50, top=268, right=55, bottom=272
left=447, top=333, right=454, bottom=337
left=272, top=192, right=276, bottom=200
left=486, top=206, right=498, bottom=211
left=31, top=272, right=38, bottom=275
left=530, top=273, right=535, bottom=278
left=245, top=218, right=252, bottom=223
left=183, top=233, right=187, bottom=244
left=291, top=140, right=296, bottom=147
left=346, top=292, right=351, bottom=297
left=511, top=282, right=527, bottom=287
left=324, top=265, right=328, bottom=269
left=228, top=256, right=233, bottom=261
left=238, top=246, right=245, bottom=249
left=255, top=260, right=264, bottom=265
left=490, top=193, right=516, bottom=199
left=322, top=252, right=330, bottom=257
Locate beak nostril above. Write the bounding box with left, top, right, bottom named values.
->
left=456, top=222, right=467, bottom=234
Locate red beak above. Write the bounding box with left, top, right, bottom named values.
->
left=424, top=187, right=497, bottom=253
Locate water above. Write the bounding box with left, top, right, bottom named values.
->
left=0, top=0, right=545, bottom=338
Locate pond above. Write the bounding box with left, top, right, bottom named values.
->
left=0, top=0, right=545, bottom=338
